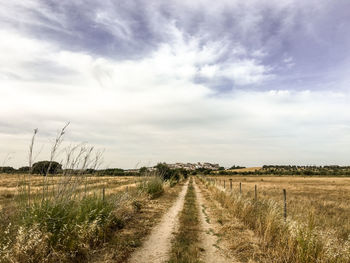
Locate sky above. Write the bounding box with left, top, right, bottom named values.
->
left=1, top=0, right=350, bottom=169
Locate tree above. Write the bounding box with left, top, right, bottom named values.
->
left=0, top=166, right=16, bottom=173
left=229, top=165, right=246, bottom=170
left=139, top=167, right=148, bottom=175
left=18, top=166, right=30, bottom=173
left=32, top=161, right=62, bottom=176
left=155, top=163, right=175, bottom=180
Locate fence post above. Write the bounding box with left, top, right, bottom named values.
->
left=230, top=179, right=232, bottom=190
left=224, top=180, right=225, bottom=189
left=283, top=189, right=287, bottom=221
left=28, top=183, right=31, bottom=206
left=255, top=185, right=257, bottom=201
left=102, top=187, right=105, bottom=202
left=126, top=186, right=129, bottom=192
left=239, top=182, right=242, bottom=194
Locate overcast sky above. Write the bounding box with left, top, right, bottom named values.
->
left=1, top=0, right=350, bottom=168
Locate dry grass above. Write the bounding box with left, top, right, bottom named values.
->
left=195, top=178, right=264, bottom=262
left=0, top=173, right=170, bottom=263
left=210, top=176, right=350, bottom=241
left=0, top=174, right=143, bottom=207
left=204, top=176, right=350, bottom=262
left=91, top=181, right=186, bottom=263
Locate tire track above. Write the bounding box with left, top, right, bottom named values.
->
left=128, top=181, right=189, bottom=263
left=193, top=179, right=238, bottom=263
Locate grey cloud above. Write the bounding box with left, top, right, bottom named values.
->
left=2, top=0, right=350, bottom=91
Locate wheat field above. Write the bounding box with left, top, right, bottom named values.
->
left=209, top=176, right=350, bottom=241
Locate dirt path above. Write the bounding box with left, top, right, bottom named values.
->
left=128, top=181, right=189, bottom=263
left=193, top=179, right=239, bottom=263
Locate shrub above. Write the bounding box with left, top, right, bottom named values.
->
left=0, top=167, right=16, bottom=174
left=169, top=178, right=178, bottom=188
left=139, top=177, right=164, bottom=199
left=155, top=163, right=175, bottom=180
left=18, top=166, right=30, bottom=173
left=139, top=167, right=148, bottom=175
left=32, top=161, right=62, bottom=176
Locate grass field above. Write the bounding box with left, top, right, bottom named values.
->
left=209, top=176, right=350, bottom=241
left=0, top=173, right=172, bottom=263
left=1, top=173, right=349, bottom=262
left=202, top=175, right=350, bottom=262
left=0, top=174, right=142, bottom=207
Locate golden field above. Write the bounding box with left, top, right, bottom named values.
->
left=209, top=175, right=350, bottom=241
left=0, top=173, right=142, bottom=207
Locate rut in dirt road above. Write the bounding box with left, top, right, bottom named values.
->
left=128, top=181, right=189, bottom=263
left=193, top=179, right=238, bottom=263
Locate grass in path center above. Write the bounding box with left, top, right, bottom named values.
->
left=168, top=178, right=202, bottom=263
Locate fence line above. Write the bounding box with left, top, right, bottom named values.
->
left=205, top=177, right=287, bottom=221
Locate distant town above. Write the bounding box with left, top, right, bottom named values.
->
left=126, top=162, right=221, bottom=172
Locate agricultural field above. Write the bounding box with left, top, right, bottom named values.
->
left=0, top=174, right=142, bottom=207
left=1, top=173, right=350, bottom=263
left=0, top=172, right=185, bottom=263
left=208, top=176, right=350, bottom=241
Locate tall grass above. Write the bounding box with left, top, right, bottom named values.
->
left=0, top=174, right=167, bottom=262
left=138, top=176, right=164, bottom=199
left=200, top=177, right=350, bottom=263
left=1, top=124, right=170, bottom=262
left=1, top=192, right=124, bottom=262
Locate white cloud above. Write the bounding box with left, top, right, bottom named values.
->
left=1, top=1, right=350, bottom=168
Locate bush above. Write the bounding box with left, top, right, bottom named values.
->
left=32, top=161, right=62, bottom=176
left=139, top=177, right=164, bottom=199
left=139, top=167, right=148, bottom=175
left=18, top=166, right=30, bottom=173
left=97, top=168, right=124, bottom=176
left=0, top=166, right=16, bottom=173
left=155, top=163, right=176, bottom=180
left=169, top=178, right=178, bottom=188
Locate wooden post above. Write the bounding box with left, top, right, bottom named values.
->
left=239, top=182, right=242, bottom=194
left=230, top=179, right=232, bottom=190
left=283, top=189, right=287, bottom=221
left=126, top=186, right=129, bottom=192
left=28, top=183, right=31, bottom=206
left=255, top=185, right=257, bottom=201
left=102, top=187, right=105, bottom=202
left=224, top=180, right=225, bottom=189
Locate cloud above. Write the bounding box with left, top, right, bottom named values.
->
left=1, top=0, right=350, bottom=168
